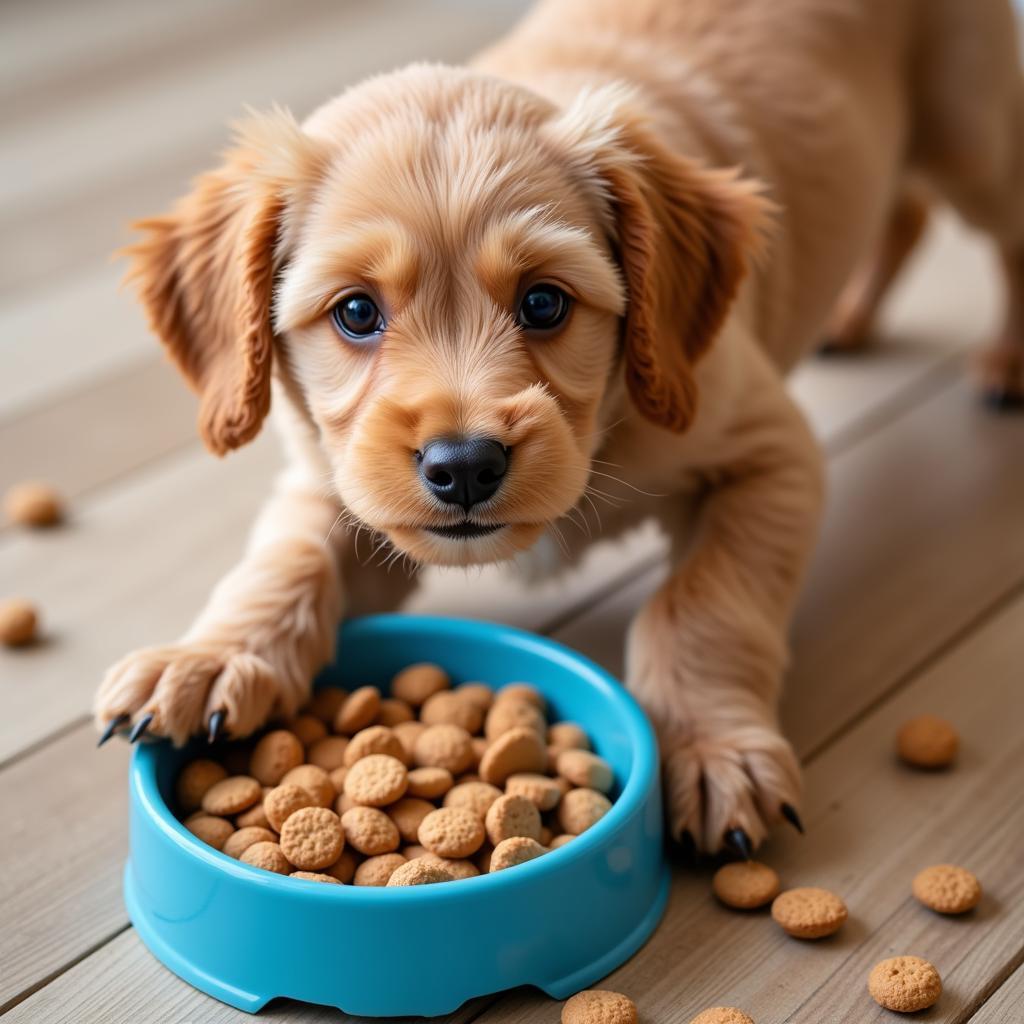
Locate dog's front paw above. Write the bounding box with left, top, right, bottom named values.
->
left=93, top=642, right=283, bottom=747
left=658, top=721, right=802, bottom=856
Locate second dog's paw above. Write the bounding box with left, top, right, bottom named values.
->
left=93, top=643, right=283, bottom=747
left=660, top=723, right=803, bottom=857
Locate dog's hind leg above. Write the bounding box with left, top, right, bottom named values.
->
left=819, top=186, right=930, bottom=355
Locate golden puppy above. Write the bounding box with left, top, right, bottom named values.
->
left=95, top=0, right=1024, bottom=853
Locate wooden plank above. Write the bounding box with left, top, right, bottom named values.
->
left=968, top=963, right=1024, bottom=1023
left=474, top=587, right=1024, bottom=1023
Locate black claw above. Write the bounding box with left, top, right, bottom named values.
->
left=725, top=827, right=754, bottom=861
left=982, top=388, right=1024, bottom=413
left=207, top=709, right=227, bottom=744
left=97, top=713, right=129, bottom=747
left=129, top=713, right=154, bottom=744
left=781, top=802, right=805, bottom=834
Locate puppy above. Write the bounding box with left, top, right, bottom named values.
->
left=95, top=0, right=1024, bottom=854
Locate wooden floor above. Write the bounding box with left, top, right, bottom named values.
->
left=2, top=2, right=1023, bottom=1021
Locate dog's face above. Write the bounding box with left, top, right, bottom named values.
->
left=127, top=65, right=769, bottom=567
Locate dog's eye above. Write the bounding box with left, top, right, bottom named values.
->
left=331, top=294, right=385, bottom=340
left=518, top=284, right=571, bottom=331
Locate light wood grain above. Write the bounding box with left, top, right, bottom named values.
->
left=967, top=962, right=1024, bottom=1022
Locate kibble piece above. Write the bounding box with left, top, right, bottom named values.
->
left=548, top=721, right=591, bottom=751
left=561, top=989, right=637, bottom=1024
left=455, top=682, right=494, bottom=711
left=897, top=714, right=958, bottom=768
left=344, top=754, right=408, bottom=806
left=688, top=1009, right=754, bottom=1024
left=485, top=700, right=546, bottom=741
left=479, top=727, right=547, bottom=786
left=240, top=840, right=292, bottom=874
left=490, top=836, right=547, bottom=872
left=558, top=788, right=612, bottom=835
left=868, top=956, right=942, bottom=1012
left=344, top=725, right=408, bottom=767
left=263, top=783, right=317, bottom=832
left=290, top=870, right=341, bottom=884
left=495, top=683, right=546, bottom=712
left=175, top=759, right=228, bottom=814
left=422, top=853, right=480, bottom=880
left=549, top=834, right=574, bottom=850
left=354, top=853, right=408, bottom=886
left=334, top=686, right=382, bottom=735
left=387, top=858, right=455, bottom=887
left=307, top=736, right=349, bottom=771
left=185, top=814, right=235, bottom=850
left=335, top=792, right=358, bottom=816
left=249, top=730, right=305, bottom=786
left=485, top=794, right=542, bottom=845
left=307, top=686, right=346, bottom=725
left=413, top=724, right=475, bottom=775
left=419, top=806, right=486, bottom=858
left=420, top=690, right=484, bottom=734
left=506, top=772, right=563, bottom=812
left=407, top=766, right=453, bottom=800
left=341, top=806, right=401, bottom=855
left=557, top=749, right=614, bottom=793
left=444, top=780, right=504, bottom=818
left=377, top=697, right=414, bottom=726
left=771, top=887, right=847, bottom=939
left=393, top=720, right=426, bottom=762
left=391, top=662, right=450, bottom=706
left=288, top=714, right=327, bottom=747
left=4, top=481, right=63, bottom=527
left=388, top=797, right=436, bottom=844
left=236, top=798, right=272, bottom=830
left=712, top=861, right=781, bottom=910
left=223, top=826, right=277, bottom=859
left=280, top=764, right=335, bottom=808
left=201, top=775, right=262, bottom=816
left=912, top=864, right=982, bottom=914
left=403, top=843, right=430, bottom=860
left=324, top=847, right=359, bottom=883
left=0, top=599, right=38, bottom=647
left=279, top=806, right=345, bottom=870
left=328, top=765, right=348, bottom=794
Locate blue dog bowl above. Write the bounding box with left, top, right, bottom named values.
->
left=125, top=614, right=667, bottom=1017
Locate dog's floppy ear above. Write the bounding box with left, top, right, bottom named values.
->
left=550, top=87, right=774, bottom=432
left=123, top=109, right=323, bottom=454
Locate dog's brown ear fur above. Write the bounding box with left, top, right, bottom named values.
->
left=123, top=109, right=322, bottom=454
left=551, top=87, right=774, bottom=432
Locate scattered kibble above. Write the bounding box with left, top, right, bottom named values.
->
left=912, top=863, right=981, bottom=914
left=561, top=989, right=638, bottom=1024
left=896, top=714, right=958, bottom=768
left=4, top=480, right=63, bottom=527
left=0, top=598, right=39, bottom=647
left=868, top=955, right=942, bottom=1012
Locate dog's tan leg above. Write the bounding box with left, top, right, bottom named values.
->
left=625, top=360, right=825, bottom=855
left=819, top=189, right=930, bottom=355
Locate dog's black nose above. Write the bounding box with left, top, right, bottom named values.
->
left=418, top=437, right=508, bottom=510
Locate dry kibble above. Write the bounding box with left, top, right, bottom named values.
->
left=288, top=714, right=327, bottom=747
left=485, top=700, right=546, bottom=741
left=240, top=840, right=291, bottom=874
left=290, top=870, right=341, bottom=884
left=479, top=727, right=547, bottom=786
left=328, top=766, right=348, bottom=794
left=307, top=687, right=346, bottom=725
left=185, top=814, right=235, bottom=851
left=175, top=759, right=228, bottom=814
left=344, top=725, right=408, bottom=766
left=897, top=714, right=959, bottom=768
left=223, top=826, right=277, bottom=859
left=403, top=843, right=430, bottom=860
left=341, top=806, right=401, bottom=855
left=387, top=858, right=455, bottom=887
left=688, top=1009, right=754, bottom=1024
left=0, top=599, right=38, bottom=647
left=495, top=683, right=546, bottom=712
left=485, top=794, right=542, bottom=845
left=558, top=788, right=612, bottom=835
left=280, top=764, right=335, bottom=807
left=506, top=772, right=562, bottom=811
left=354, top=853, right=408, bottom=886
left=249, top=730, right=305, bottom=786
left=419, top=807, right=486, bottom=858
left=335, top=792, right=358, bottom=815
left=279, top=806, right=344, bottom=870
left=406, top=766, right=453, bottom=800
left=556, top=749, right=614, bottom=793
left=549, top=834, right=574, bottom=850
left=344, top=754, right=408, bottom=806
left=377, top=697, right=415, bottom=726
left=414, top=724, right=475, bottom=775
left=4, top=481, right=63, bottom=527
left=236, top=799, right=272, bottom=830
left=912, top=864, right=981, bottom=914
left=539, top=825, right=553, bottom=846
left=307, top=736, right=349, bottom=771
left=324, top=847, right=359, bottom=883
left=490, top=836, right=546, bottom=872
left=455, top=682, right=494, bottom=711
left=443, top=780, right=504, bottom=818
left=421, top=854, right=480, bottom=880
left=548, top=722, right=590, bottom=751
left=202, top=776, right=262, bottom=816
left=388, top=797, right=436, bottom=844
left=334, top=686, right=382, bottom=734
left=264, top=784, right=317, bottom=832
left=561, top=989, right=637, bottom=1024
left=391, top=663, right=449, bottom=706
left=420, top=690, right=484, bottom=734
left=712, top=861, right=781, bottom=910
left=771, top=887, right=847, bottom=939
left=868, top=956, right=942, bottom=1012
left=393, top=720, right=426, bottom=762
